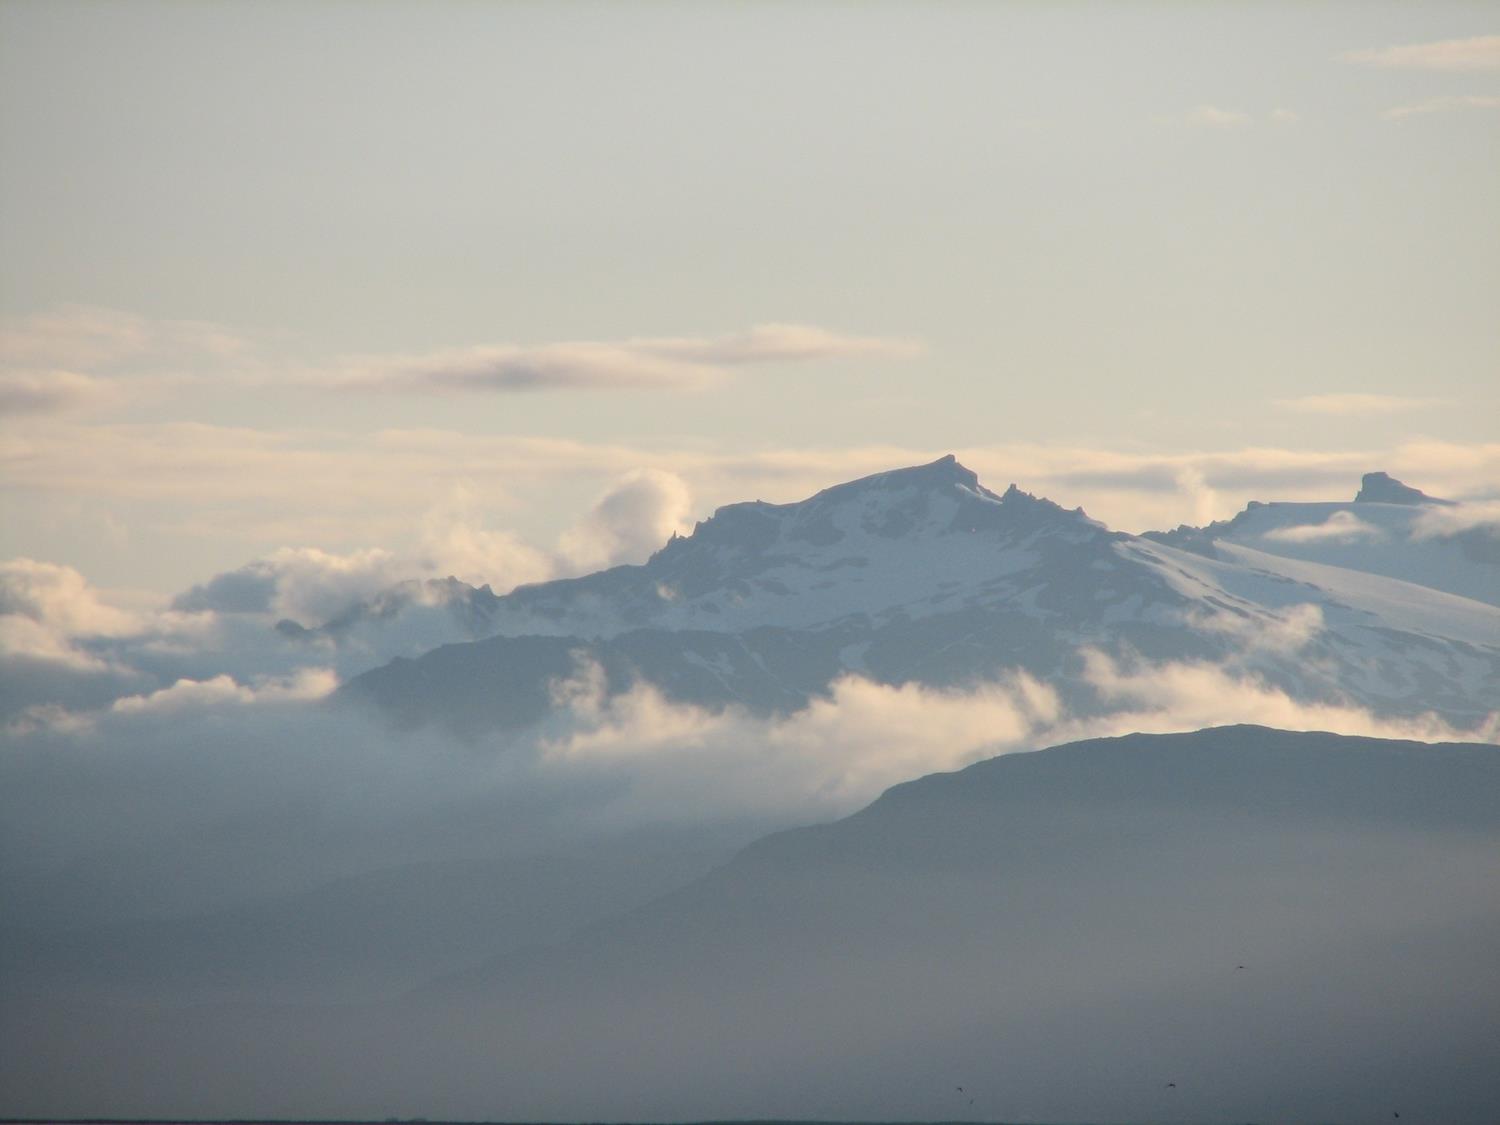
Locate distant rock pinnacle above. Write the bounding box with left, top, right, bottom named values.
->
left=1354, top=472, right=1451, bottom=506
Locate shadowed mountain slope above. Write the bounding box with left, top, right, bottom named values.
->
left=9, top=725, right=1497, bottom=1122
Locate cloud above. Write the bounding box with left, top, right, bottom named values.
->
left=1263, top=511, right=1385, bottom=544
left=541, top=661, right=1061, bottom=822
left=1187, top=105, right=1251, bottom=128
left=5, top=624, right=1495, bottom=938
left=0, top=307, right=246, bottom=419
left=1074, top=649, right=1497, bottom=745
left=635, top=323, right=923, bottom=365
left=0, top=310, right=920, bottom=406
left=335, top=343, right=724, bottom=393
left=329, top=324, right=920, bottom=395
left=110, top=668, right=337, bottom=715
left=414, top=484, right=555, bottom=590
left=1342, top=35, right=1500, bottom=72
left=1187, top=603, right=1326, bottom=655
left=1409, top=500, right=1500, bottom=541
left=1383, top=94, right=1500, bottom=120
left=1269, top=108, right=1300, bottom=125
left=171, top=547, right=409, bottom=624
left=168, top=470, right=680, bottom=626
left=0, top=305, right=242, bottom=372
left=8, top=420, right=1500, bottom=571
left=0, top=559, right=142, bottom=669
left=557, top=469, right=696, bottom=573
left=1173, top=466, right=1221, bottom=527
left=1273, top=393, right=1444, bottom=415
left=0, top=371, right=115, bottom=416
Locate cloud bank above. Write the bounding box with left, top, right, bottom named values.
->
left=9, top=418, right=1499, bottom=567
left=6, top=638, right=1492, bottom=926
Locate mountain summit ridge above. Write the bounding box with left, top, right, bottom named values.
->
left=651, top=455, right=1099, bottom=569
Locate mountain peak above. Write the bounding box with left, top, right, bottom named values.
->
left=809, top=454, right=985, bottom=501
left=1354, top=471, right=1451, bottom=506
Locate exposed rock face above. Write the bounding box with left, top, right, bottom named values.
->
left=1354, top=470, right=1451, bottom=505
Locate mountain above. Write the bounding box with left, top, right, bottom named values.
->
left=1147, top=471, right=1498, bottom=606
left=0, top=823, right=752, bottom=1006
left=9, top=726, right=1497, bottom=1121
left=1354, top=470, right=1454, bottom=505
left=339, top=457, right=1500, bottom=733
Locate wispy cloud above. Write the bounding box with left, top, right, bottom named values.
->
left=111, top=668, right=337, bottom=715
left=1273, top=393, right=1444, bottom=415
left=1, top=308, right=921, bottom=402
left=1263, top=511, right=1385, bottom=544
left=1383, top=94, right=1500, bottom=120
left=0, top=305, right=242, bottom=371
left=0, top=371, right=114, bottom=416
left=1410, top=500, right=1500, bottom=541
left=328, top=324, right=922, bottom=395
left=0, top=306, right=245, bottom=416
left=1187, top=105, right=1252, bottom=128
left=1342, top=35, right=1500, bottom=72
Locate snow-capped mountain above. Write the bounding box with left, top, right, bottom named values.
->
left=474, top=454, right=1120, bottom=637
left=1146, top=471, right=1498, bottom=606
left=340, top=457, right=1500, bottom=733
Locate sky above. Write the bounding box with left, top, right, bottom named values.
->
left=1, top=1, right=1497, bottom=600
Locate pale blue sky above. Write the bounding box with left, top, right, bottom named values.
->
left=2, top=2, right=1496, bottom=594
